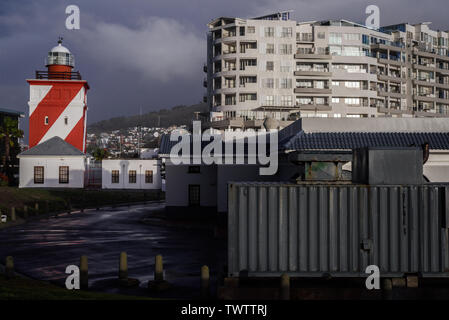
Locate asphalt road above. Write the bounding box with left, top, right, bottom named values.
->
left=0, top=203, right=226, bottom=298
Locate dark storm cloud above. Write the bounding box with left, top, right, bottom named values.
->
left=1, top=0, right=448, bottom=139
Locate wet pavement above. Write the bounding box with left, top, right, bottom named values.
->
left=0, top=202, right=227, bottom=299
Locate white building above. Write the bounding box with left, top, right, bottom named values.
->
left=18, top=136, right=86, bottom=188
left=161, top=117, right=449, bottom=213
left=205, top=13, right=449, bottom=126
left=101, top=159, right=161, bottom=190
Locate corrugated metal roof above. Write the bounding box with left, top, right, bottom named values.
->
left=283, top=131, right=449, bottom=151
left=18, top=136, right=84, bottom=156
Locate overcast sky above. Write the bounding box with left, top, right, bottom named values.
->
left=1, top=0, right=449, bottom=137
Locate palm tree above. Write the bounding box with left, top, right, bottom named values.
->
left=0, top=117, right=24, bottom=181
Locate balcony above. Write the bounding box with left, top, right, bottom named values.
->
left=295, top=53, right=331, bottom=60
left=296, top=103, right=332, bottom=111
left=203, top=64, right=207, bottom=73
left=294, top=87, right=332, bottom=94
left=294, top=69, right=331, bottom=77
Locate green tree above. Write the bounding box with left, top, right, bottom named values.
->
left=0, top=117, right=24, bottom=180
left=92, top=148, right=110, bottom=161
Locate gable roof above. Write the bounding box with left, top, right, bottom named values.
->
left=18, top=136, right=85, bottom=157
left=282, top=131, right=449, bottom=151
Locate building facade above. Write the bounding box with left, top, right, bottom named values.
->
left=18, top=137, right=86, bottom=188
left=101, top=159, right=162, bottom=190
left=205, top=13, right=449, bottom=125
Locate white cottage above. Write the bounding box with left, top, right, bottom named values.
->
left=101, top=159, right=161, bottom=190
left=18, top=136, right=86, bottom=188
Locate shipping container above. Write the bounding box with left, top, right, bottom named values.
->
left=228, top=182, right=449, bottom=278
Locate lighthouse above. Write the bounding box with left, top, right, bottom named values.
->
left=27, top=38, right=89, bottom=152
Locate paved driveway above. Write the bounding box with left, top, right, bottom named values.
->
left=0, top=203, right=226, bottom=298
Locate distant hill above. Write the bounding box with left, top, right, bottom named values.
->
left=88, top=103, right=208, bottom=133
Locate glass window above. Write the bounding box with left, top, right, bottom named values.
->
left=34, top=166, right=44, bottom=184
left=129, top=170, right=136, bottom=183
left=145, top=170, right=153, bottom=183
left=266, top=61, right=274, bottom=71
left=59, top=166, right=69, bottom=184
left=317, top=32, right=325, bottom=39
left=247, top=26, right=256, bottom=33
left=329, top=33, right=342, bottom=44
left=266, top=43, right=275, bottom=54
left=111, top=170, right=119, bottom=183
left=265, top=95, right=275, bottom=106
left=264, top=27, right=274, bottom=37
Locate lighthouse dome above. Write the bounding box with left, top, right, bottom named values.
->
left=46, top=38, right=75, bottom=68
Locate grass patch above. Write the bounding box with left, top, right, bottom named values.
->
left=0, top=274, right=149, bottom=300
left=0, top=187, right=164, bottom=219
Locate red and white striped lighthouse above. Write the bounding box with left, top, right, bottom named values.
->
left=27, top=38, right=89, bottom=153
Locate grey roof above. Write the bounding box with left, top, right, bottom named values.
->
left=283, top=132, right=449, bottom=151
left=0, top=107, right=25, bottom=117
left=19, top=136, right=85, bottom=156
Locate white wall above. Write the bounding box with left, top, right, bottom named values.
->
left=424, top=151, right=449, bottom=182
left=165, top=161, right=217, bottom=207
left=101, top=159, right=161, bottom=189
left=19, top=156, right=85, bottom=188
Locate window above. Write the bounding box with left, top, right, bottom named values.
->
left=329, top=45, right=342, bottom=56
left=281, top=95, right=293, bottom=106
left=280, top=62, right=291, bottom=72
left=225, top=94, right=236, bottom=105
left=343, top=33, right=360, bottom=41
left=342, top=46, right=362, bottom=56
left=188, top=166, right=200, bottom=173
left=59, top=166, right=69, bottom=184
left=332, top=98, right=340, bottom=103
left=64, top=116, right=68, bottom=125
left=345, top=98, right=361, bottom=105
left=329, top=33, right=342, bottom=44
left=111, top=170, right=119, bottom=183
left=280, top=78, right=292, bottom=89
left=317, top=32, right=325, bottom=39
left=129, top=170, right=136, bottom=183
left=266, top=61, right=274, bottom=71
left=345, top=81, right=360, bottom=88
left=264, top=27, right=274, bottom=37
left=188, top=185, right=200, bottom=206
left=239, top=93, right=257, bottom=102
left=44, top=116, right=49, bottom=125
left=281, top=27, right=292, bottom=38
left=264, top=95, right=275, bottom=106
left=266, top=43, right=275, bottom=54
left=247, top=26, right=255, bottom=34
left=34, top=166, right=44, bottom=184
left=144, top=170, right=153, bottom=183
left=263, top=78, right=274, bottom=88
left=332, top=81, right=340, bottom=86
left=239, top=27, right=245, bottom=36
left=279, top=44, right=292, bottom=55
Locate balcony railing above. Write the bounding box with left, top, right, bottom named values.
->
left=35, top=71, right=82, bottom=80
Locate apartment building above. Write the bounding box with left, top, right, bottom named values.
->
left=204, top=12, right=449, bottom=127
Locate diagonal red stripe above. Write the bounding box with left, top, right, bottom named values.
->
left=65, top=114, right=86, bottom=152
left=29, top=82, right=84, bottom=148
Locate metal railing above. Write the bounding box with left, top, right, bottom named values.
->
left=35, top=70, right=82, bottom=80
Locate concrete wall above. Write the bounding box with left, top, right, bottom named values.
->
left=102, top=159, right=161, bottom=189
left=19, top=156, right=85, bottom=188
left=165, top=161, right=217, bottom=207
left=424, top=151, right=449, bottom=182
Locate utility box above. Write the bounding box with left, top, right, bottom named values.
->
left=352, top=147, right=423, bottom=185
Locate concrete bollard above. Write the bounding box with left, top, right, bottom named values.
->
left=80, top=255, right=88, bottom=290
left=155, top=254, right=163, bottom=282
left=34, top=202, right=39, bottom=214
left=119, top=252, right=128, bottom=281
left=11, top=207, right=16, bottom=222
left=5, top=256, right=14, bottom=278
left=23, top=205, right=28, bottom=218
left=280, top=273, right=290, bottom=300
left=200, top=265, right=210, bottom=298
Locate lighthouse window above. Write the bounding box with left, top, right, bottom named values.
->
left=44, top=116, right=49, bottom=125
left=64, top=117, right=68, bottom=125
